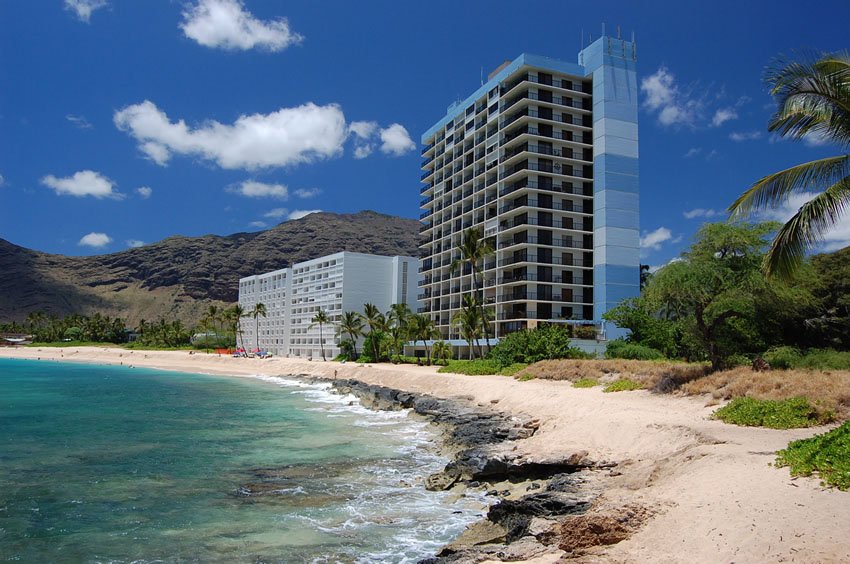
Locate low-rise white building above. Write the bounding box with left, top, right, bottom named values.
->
left=238, top=252, right=420, bottom=359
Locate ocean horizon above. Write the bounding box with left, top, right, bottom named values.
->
left=0, top=358, right=486, bottom=562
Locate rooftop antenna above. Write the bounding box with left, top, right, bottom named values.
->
left=601, top=22, right=605, bottom=37
left=480, top=66, right=484, bottom=86
left=617, top=25, right=621, bottom=39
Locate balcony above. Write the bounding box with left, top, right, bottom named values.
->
left=501, top=90, right=582, bottom=113
left=499, top=216, right=593, bottom=233
left=498, top=236, right=590, bottom=250
left=502, top=73, right=589, bottom=96
left=500, top=161, right=592, bottom=181
left=498, top=199, right=588, bottom=215
left=497, top=253, right=590, bottom=267
left=502, top=108, right=588, bottom=129
left=503, top=143, right=584, bottom=162
left=496, top=273, right=589, bottom=284
left=500, top=179, right=589, bottom=198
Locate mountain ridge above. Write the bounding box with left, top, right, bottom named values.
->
left=0, top=210, right=421, bottom=325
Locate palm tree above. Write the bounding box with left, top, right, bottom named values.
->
left=432, top=340, right=453, bottom=365
left=451, top=228, right=495, bottom=353
left=206, top=304, right=220, bottom=341
left=452, top=295, right=484, bottom=359
left=338, top=311, right=365, bottom=359
left=410, top=313, right=439, bottom=365
left=362, top=303, right=386, bottom=362
left=309, top=309, right=331, bottom=361
left=387, top=303, right=413, bottom=359
left=228, top=304, right=246, bottom=351
left=249, top=302, right=267, bottom=352
left=728, top=51, right=850, bottom=279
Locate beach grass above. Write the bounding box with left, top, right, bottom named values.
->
left=516, top=358, right=850, bottom=421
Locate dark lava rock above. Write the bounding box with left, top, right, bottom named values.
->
left=487, top=492, right=591, bottom=542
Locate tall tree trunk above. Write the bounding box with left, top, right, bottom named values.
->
left=471, top=264, right=492, bottom=354
left=348, top=330, right=358, bottom=358
left=319, top=323, right=326, bottom=361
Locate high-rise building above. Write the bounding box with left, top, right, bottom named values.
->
left=418, top=35, right=639, bottom=340
left=238, top=252, right=419, bottom=358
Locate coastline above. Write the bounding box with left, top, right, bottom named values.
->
left=2, top=347, right=849, bottom=562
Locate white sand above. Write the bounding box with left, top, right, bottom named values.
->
left=2, top=346, right=848, bottom=563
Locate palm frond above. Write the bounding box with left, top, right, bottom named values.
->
left=728, top=155, right=850, bottom=218
left=763, top=178, right=850, bottom=279
left=765, top=51, right=850, bottom=147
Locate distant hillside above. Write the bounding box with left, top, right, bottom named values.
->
left=0, top=211, right=421, bottom=326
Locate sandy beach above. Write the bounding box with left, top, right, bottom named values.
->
left=2, top=346, right=848, bottom=563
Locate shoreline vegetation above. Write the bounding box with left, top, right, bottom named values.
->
left=1, top=346, right=848, bottom=562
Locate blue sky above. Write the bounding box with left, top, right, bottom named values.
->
left=1, top=0, right=848, bottom=268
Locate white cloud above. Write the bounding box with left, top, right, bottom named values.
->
left=263, top=207, right=289, bottom=219
left=126, top=239, right=145, bottom=248
left=288, top=209, right=321, bottom=220
left=348, top=121, right=414, bottom=158
left=79, top=232, right=112, bottom=248
left=227, top=180, right=288, bottom=199
left=353, top=145, right=374, bottom=159
left=114, top=100, right=347, bottom=170
left=136, top=186, right=152, bottom=199
left=64, top=0, right=107, bottom=23
left=683, top=208, right=720, bottom=219
left=641, top=67, right=699, bottom=127
left=705, top=149, right=719, bottom=161
left=349, top=121, right=378, bottom=139
left=294, top=187, right=320, bottom=198
left=0, top=173, right=4, bottom=187
left=757, top=192, right=850, bottom=252
left=249, top=220, right=267, bottom=228
left=41, top=170, right=122, bottom=199
left=711, top=107, right=738, bottom=127
left=640, top=227, right=676, bottom=256
left=684, top=147, right=701, bottom=158
left=379, top=123, right=415, bottom=156
left=803, top=130, right=830, bottom=147
left=349, top=120, right=378, bottom=159
left=66, top=114, right=92, bottom=129
left=729, top=130, right=762, bottom=142
left=180, top=0, right=303, bottom=52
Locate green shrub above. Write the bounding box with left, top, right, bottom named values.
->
left=794, top=349, right=850, bottom=371
left=712, top=397, right=833, bottom=429
left=573, top=378, right=599, bottom=388
left=605, top=338, right=665, bottom=360
left=488, top=325, right=592, bottom=366
left=603, top=378, right=644, bottom=392
left=775, top=421, right=850, bottom=490
left=763, top=346, right=803, bottom=369
left=573, top=325, right=597, bottom=340
left=498, top=363, right=529, bottom=376
left=438, top=359, right=504, bottom=375
left=725, top=353, right=752, bottom=367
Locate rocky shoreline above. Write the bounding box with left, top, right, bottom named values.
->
left=321, top=377, right=622, bottom=562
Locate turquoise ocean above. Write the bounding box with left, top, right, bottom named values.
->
left=0, top=358, right=486, bottom=562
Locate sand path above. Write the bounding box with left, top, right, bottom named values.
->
left=2, top=347, right=847, bottom=563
